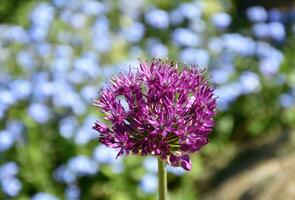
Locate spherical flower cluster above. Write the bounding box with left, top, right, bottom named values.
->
left=93, top=59, right=216, bottom=170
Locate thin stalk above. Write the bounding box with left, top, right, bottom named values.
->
left=158, top=158, right=167, bottom=200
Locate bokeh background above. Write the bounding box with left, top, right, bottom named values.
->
left=1, top=0, right=295, bottom=199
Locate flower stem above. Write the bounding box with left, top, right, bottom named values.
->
left=158, top=158, right=167, bottom=200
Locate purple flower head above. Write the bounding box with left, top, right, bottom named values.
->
left=93, top=59, right=216, bottom=170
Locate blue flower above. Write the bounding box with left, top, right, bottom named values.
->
left=279, top=93, right=295, bottom=108
left=143, top=157, right=158, bottom=173
left=211, top=12, right=231, bottom=30
left=140, top=174, right=158, bottom=193
left=166, top=165, right=185, bottom=176
left=4, top=26, right=28, bottom=44
left=31, top=192, right=59, bottom=200
left=74, top=54, right=100, bottom=78
left=0, top=162, right=19, bottom=180
left=246, top=6, right=267, bottom=23
left=0, top=130, right=15, bottom=152
left=208, top=37, right=223, bottom=53
left=16, top=50, right=36, bottom=69
left=215, top=83, right=241, bottom=111
left=0, top=89, right=15, bottom=107
left=268, top=9, right=283, bottom=22
left=121, top=22, right=145, bottom=43
left=147, top=42, right=168, bottom=58
left=59, top=117, right=77, bottom=139
left=30, top=3, right=54, bottom=27
left=53, top=165, right=76, bottom=184
left=239, top=71, right=261, bottom=94
left=178, top=3, right=202, bottom=19
left=180, top=48, right=209, bottom=66
left=252, top=23, right=269, bottom=38
left=80, top=85, right=97, bottom=103
left=145, top=9, right=169, bottom=29
left=69, top=13, right=87, bottom=29
left=268, top=22, right=285, bottom=41
left=10, top=79, right=32, bottom=100
left=169, top=9, right=185, bottom=25
left=93, top=145, right=124, bottom=173
left=81, top=1, right=108, bottom=16
left=68, top=155, right=98, bottom=176
left=211, top=66, right=234, bottom=84
left=222, top=34, right=255, bottom=56
left=28, top=103, right=51, bottom=124
left=1, top=178, right=22, bottom=197
left=172, top=28, right=200, bottom=47
left=65, top=184, right=80, bottom=200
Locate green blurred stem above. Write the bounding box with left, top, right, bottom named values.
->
left=158, top=158, right=167, bottom=200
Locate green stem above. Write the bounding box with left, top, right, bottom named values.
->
left=158, top=158, right=167, bottom=200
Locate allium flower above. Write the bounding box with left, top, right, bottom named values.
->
left=93, top=59, right=216, bottom=170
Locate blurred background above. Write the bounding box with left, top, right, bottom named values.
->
left=0, top=0, right=295, bottom=199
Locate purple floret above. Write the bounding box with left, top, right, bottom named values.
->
left=93, top=59, right=216, bottom=170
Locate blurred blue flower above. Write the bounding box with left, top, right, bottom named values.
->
left=55, top=45, right=73, bottom=58
left=52, top=58, right=71, bottom=73
left=59, top=116, right=77, bottom=139
left=93, top=145, right=124, bottom=173
left=166, top=165, right=185, bottom=176
left=189, top=18, right=206, bottom=33
left=92, top=17, right=111, bottom=52
left=259, top=59, right=281, bottom=76
left=211, top=65, right=234, bottom=84
left=30, top=3, right=54, bottom=27
left=180, top=48, right=209, bottom=67
left=268, top=9, right=283, bottom=22
left=74, top=127, right=96, bottom=145
left=169, top=9, right=185, bottom=25
left=143, top=157, right=158, bottom=173
left=28, top=103, right=51, bottom=124
left=0, top=89, right=15, bottom=107
left=65, top=184, right=80, bottom=200
left=140, top=174, right=158, bottom=193
left=74, top=54, right=100, bottom=78
left=147, top=42, right=168, bottom=58
left=215, top=83, right=241, bottom=111
left=68, top=155, right=98, bottom=176
left=208, top=37, right=223, bottom=53
left=223, top=34, right=255, bottom=56
left=178, top=3, right=202, bottom=19
left=246, top=6, right=267, bottom=23
left=119, top=0, right=144, bottom=19
left=172, top=28, right=200, bottom=47
left=4, top=26, right=28, bottom=44
left=211, top=12, right=231, bottom=30
left=52, top=0, right=67, bottom=8
left=1, top=178, right=22, bottom=197
left=279, top=93, right=295, bottom=108
left=239, top=71, right=261, bottom=94
left=10, top=79, right=32, bottom=100
left=121, top=22, right=145, bottom=43
left=268, top=22, right=285, bottom=41
left=31, top=192, right=59, bottom=200
left=81, top=0, right=107, bottom=16
left=29, top=26, right=49, bottom=41
left=36, top=43, right=51, bottom=57
left=80, top=85, right=97, bottom=102
left=93, top=145, right=117, bottom=164
left=0, top=130, right=15, bottom=152
left=71, top=13, right=87, bottom=29
left=16, top=50, right=36, bottom=69
left=54, top=165, right=76, bottom=184
left=0, top=162, right=19, bottom=180
left=145, top=9, right=169, bottom=29
left=252, top=23, right=269, bottom=38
